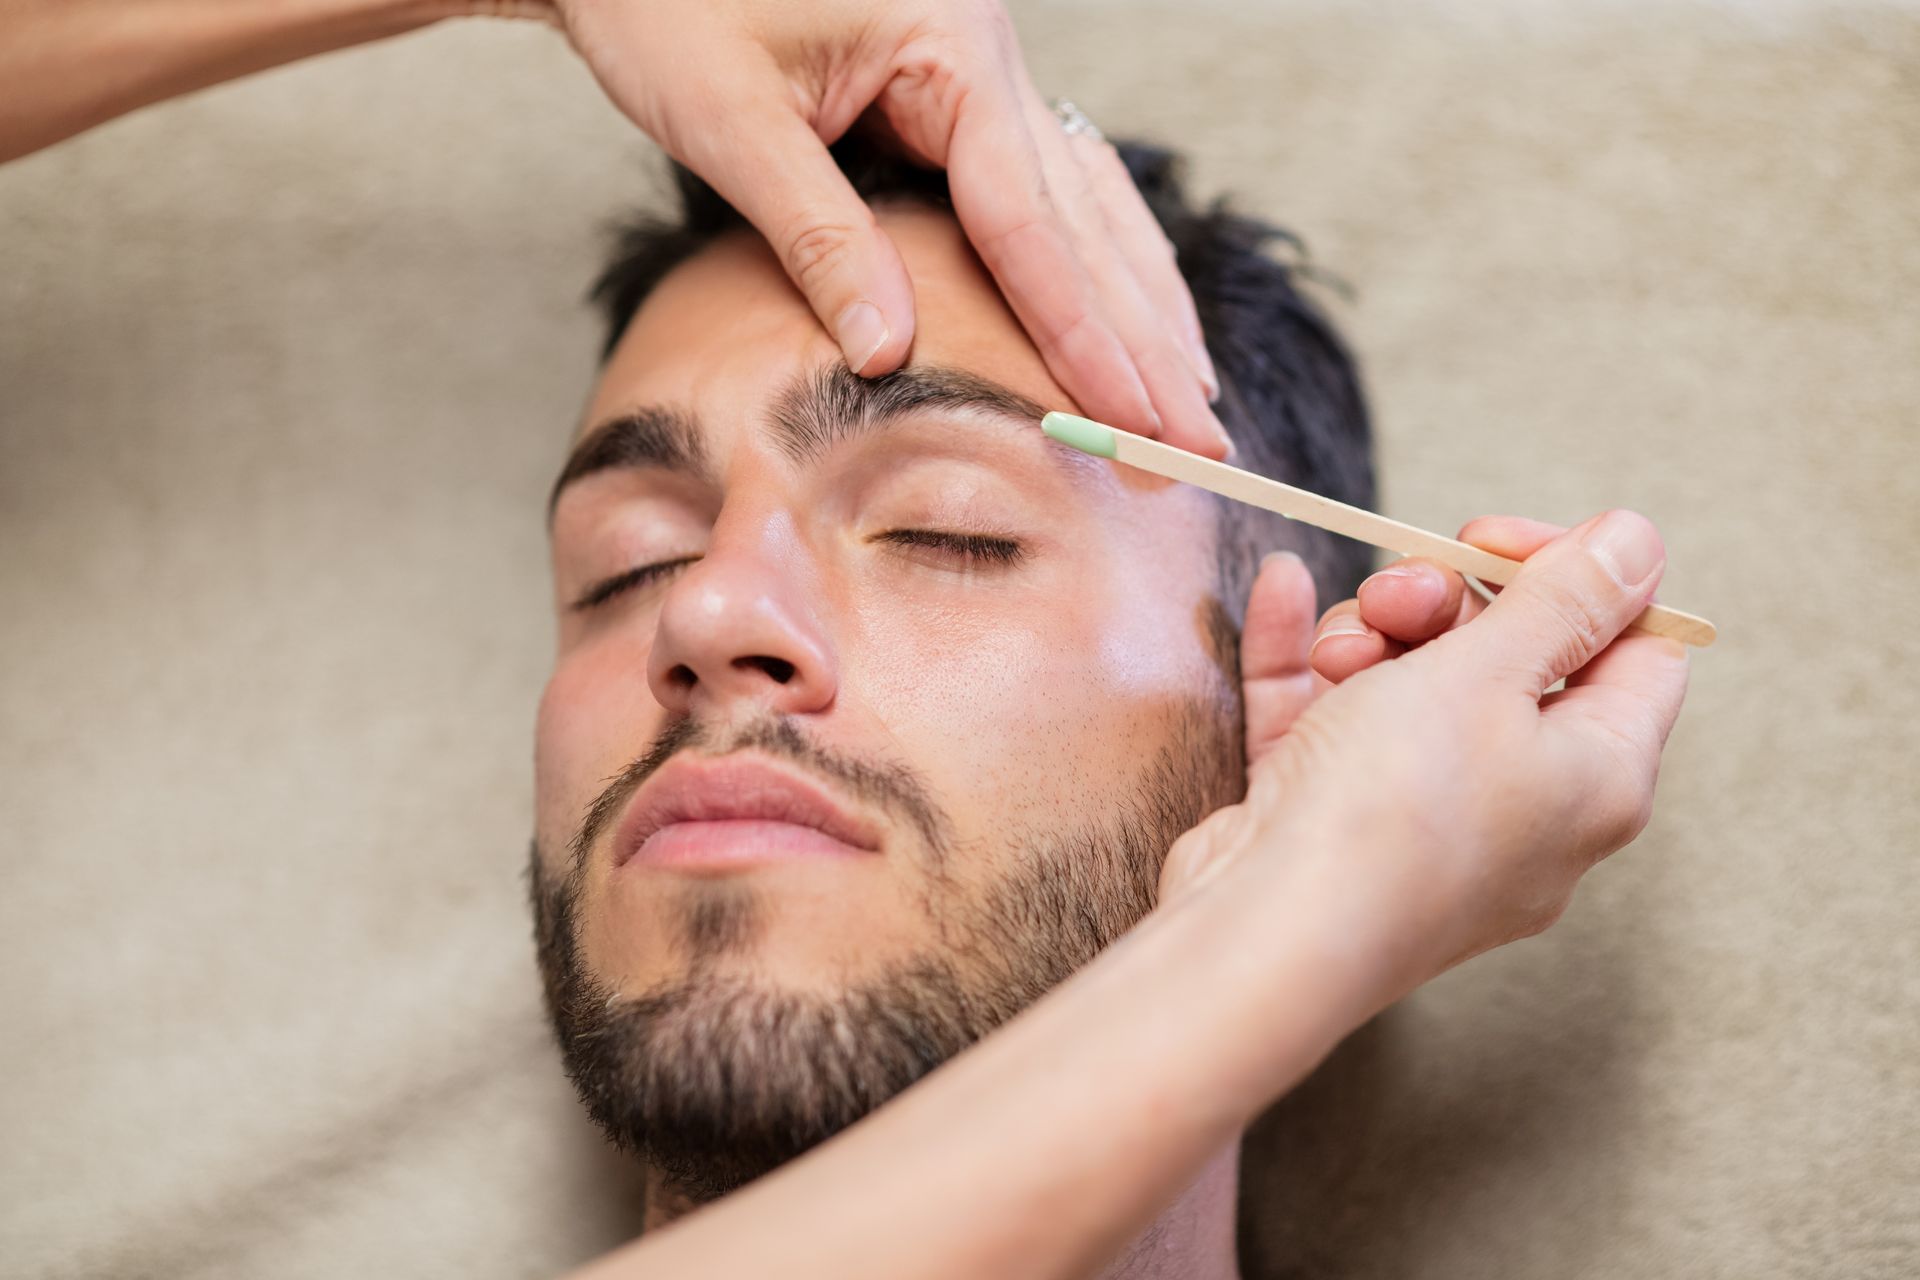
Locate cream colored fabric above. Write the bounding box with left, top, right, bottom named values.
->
left=2, top=2, right=1915, bottom=1275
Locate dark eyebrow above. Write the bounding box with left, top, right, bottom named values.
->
left=768, top=362, right=1048, bottom=466
left=548, top=406, right=709, bottom=520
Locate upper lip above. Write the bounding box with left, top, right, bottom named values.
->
left=612, top=753, right=883, bottom=867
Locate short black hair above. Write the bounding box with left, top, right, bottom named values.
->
left=591, top=138, right=1375, bottom=613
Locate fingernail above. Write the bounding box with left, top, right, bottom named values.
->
left=1366, top=562, right=1434, bottom=587
left=1308, top=627, right=1367, bottom=664
left=1205, top=409, right=1232, bottom=457
left=834, top=301, right=888, bottom=374
left=1315, top=619, right=1371, bottom=643
left=1195, top=346, right=1221, bottom=402
left=1179, top=311, right=1220, bottom=397
left=1259, top=550, right=1304, bottom=573
left=1580, top=509, right=1664, bottom=589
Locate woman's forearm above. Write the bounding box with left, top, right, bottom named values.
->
left=0, top=0, right=509, bottom=162
left=569, top=852, right=1383, bottom=1280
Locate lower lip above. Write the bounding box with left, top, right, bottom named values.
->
left=629, top=820, right=875, bottom=872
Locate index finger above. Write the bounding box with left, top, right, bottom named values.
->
left=663, top=78, right=919, bottom=377
left=942, top=83, right=1165, bottom=442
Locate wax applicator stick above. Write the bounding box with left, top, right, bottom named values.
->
left=1041, top=412, right=1716, bottom=648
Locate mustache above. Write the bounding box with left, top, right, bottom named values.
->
left=568, top=715, right=952, bottom=873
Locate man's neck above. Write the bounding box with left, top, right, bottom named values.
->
left=641, top=1138, right=1242, bottom=1279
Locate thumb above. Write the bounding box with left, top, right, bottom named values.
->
left=676, top=90, right=916, bottom=376
left=1457, top=509, right=1667, bottom=695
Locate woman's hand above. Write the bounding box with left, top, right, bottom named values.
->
left=552, top=0, right=1229, bottom=456
left=1162, top=510, right=1691, bottom=1009
left=1306, top=514, right=1573, bottom=685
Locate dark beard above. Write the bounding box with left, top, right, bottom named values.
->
left=529, top=703, right=1242, bottom=1209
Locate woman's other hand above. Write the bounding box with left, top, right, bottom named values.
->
left=1162, top=511, right=1691, bottom=1011
left=552, top=0, right=1229, bottom=456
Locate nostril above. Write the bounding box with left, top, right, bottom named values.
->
left=666, top=663, right=697, bottom=690
left=735, top=655, right=796, bottom=684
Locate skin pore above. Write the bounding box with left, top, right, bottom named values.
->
left=533, top=204, right=1251, bottom=1276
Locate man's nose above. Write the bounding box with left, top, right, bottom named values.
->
left=646, top=514, right=837, bottom=720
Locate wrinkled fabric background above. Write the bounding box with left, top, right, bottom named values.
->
left=3, top=1, right=1915, bottom=1275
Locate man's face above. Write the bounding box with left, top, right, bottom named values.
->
left=533, top=204, right=1243, bottom=1200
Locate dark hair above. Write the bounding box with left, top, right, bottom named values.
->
left=591, top=138, right=1375, bottom=613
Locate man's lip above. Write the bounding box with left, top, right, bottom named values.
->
left=611, top=754, right=882, bottom=870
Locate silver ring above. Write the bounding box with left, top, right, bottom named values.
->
left=1049, top=98, right=1104, bottom=142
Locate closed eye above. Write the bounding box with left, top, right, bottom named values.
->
left=570, top=555, right=701, bottom=610
left=874, top=529, right=1025, bottom=567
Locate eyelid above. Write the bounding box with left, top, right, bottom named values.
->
left=570, top=555, right=701, bottom=611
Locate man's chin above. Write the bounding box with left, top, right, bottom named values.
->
left=549, top=961, right=994, bottom=1206
left=531, top=845, right=1007, bottom=1207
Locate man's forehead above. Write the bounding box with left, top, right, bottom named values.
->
left=580, top=206, right=1071, bottom=445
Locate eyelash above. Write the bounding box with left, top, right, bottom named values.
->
left=876, top=529, right=1026, bottom=567
left=572, top=529, right=1025, bottom=611
left=570, top=555, right=700, bottom=611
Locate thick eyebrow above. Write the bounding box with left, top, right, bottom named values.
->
left=769, top=362, right=1048, bottom=466
left=548, top=406, right=709, bottom=520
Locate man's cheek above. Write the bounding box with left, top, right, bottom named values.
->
left=849, top=597, right=1063, bottom=738
left=533, top=642, right=663, bottom=852
left=849, top=594, right=1193, bottom=827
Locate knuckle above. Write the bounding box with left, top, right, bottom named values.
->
left=1522, top=896, right=1572, bottom=939
left=1628, top=791, right=1656, bottom=840
left=972, top=210, right=1052, bottom=269
left=1600, top=805, right=1646, bottom=854
left=1033, top=304, right=1105, bottom=361
left=781, top=219, right=863, bottom=293
left=1594, top=766, right=1657, bottom=851
left=1615, top=762, right=1660, bottom=843
left=1595, top=723, right=1663, bottom=844
left=1526, top=574, right=1611, bottom=672
left=889, top=26, right=970, bottom=95
left=969, top=0, right=1018, bottom=50
left=1084, top=134, right=1129, bottom=173
left=938, top=0, right=1017, bottom=60
left=1591, top=797, right=1636, bottom=852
